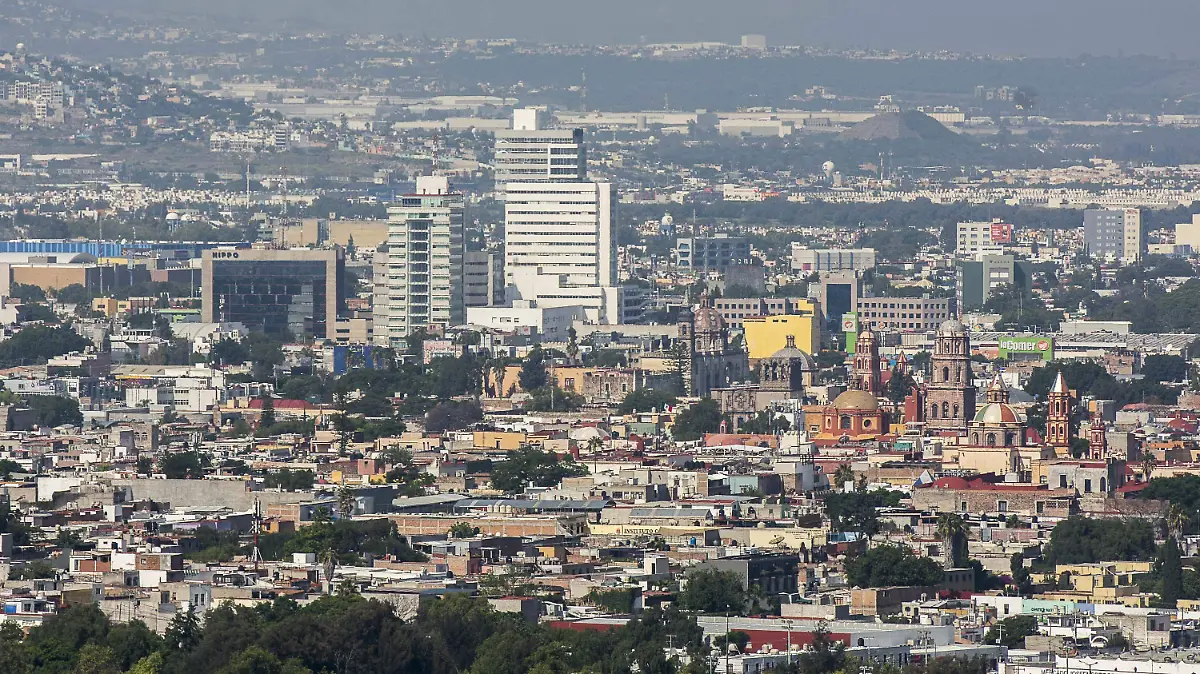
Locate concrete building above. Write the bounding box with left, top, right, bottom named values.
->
left=956, top=254, right=1031, bottom=312
left=856, top=297, right=953, bottom=332
left=464, top=250, right=504, bottom=308
left=791, top=247, right=876, bottom=273
left=465, top=301, right=585, bottom=340
left=504, top=182, right=624, bottom=323
left=743, top=311, right=822, bottom=360
left=201, top=247, right=344, bottom=339
left=675, top=234, right=751, bottom=271
left=1175, top=213, right=1200, bottom=252
left=956, top=219, right=1014, bottom=256
left=713, top=296, right=816, bottom=329
left=1084, top=208, right=1144, bottom=261
left=378, top=176, right=465, bottom=347
left=493, top=108, right=586, bottom=190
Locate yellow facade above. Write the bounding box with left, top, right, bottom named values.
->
left=743, top=310, right=820, bottom=360
left=92, top=297, right=157, bottom=317
left=473, top=431, right=526, bottom=451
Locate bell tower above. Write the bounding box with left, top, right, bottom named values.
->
left=1046, top=371, right=1073, bottom=453
left=926, top=319, right=974, bottom=434
left=853, top=328, right=881, bottom=394
left=1088, top=419, right=1108, bottom=460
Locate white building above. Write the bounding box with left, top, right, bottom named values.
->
left=378, top=176, right=465, bottom=346
left=956, top=219, right=1014, bottom=256
left=504, top=181, right=625, bottom=323
left=791, top=247, right=877, bottom=272
left=493, top=108, right=586, bottom=190
left=1084, top=208, right=1144, bottom=262
left=466, top=300, right=585, bottom=340
left=1175, top=213, right=1200, bottom=252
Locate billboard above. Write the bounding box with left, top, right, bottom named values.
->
left=997, top=336, right=1054, bottom=361
left=990, top=222, right=1014, bottom=244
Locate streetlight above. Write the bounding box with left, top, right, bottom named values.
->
left=782, top=618, right=794, bottom=666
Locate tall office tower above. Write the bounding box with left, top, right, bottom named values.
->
left=379, top=176, right=464, bottom=347
left=201, top=247, right=345, bottom=339
left=493, top=108, right=586, bottom=191
left=504, top=181, right=624, bottom=323
left=463, top=250, right=504, bottom=307
left=1084, top=208, right=1143, bottom=261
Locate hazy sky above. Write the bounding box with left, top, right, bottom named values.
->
left=68, top=0, right=1200, bottom=58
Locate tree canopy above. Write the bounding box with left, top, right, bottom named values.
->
left=845, top=545, right=944, bottom=588
left=1042, top=517, right=1157, bottom=565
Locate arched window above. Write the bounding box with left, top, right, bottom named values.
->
left=840, top=416, right=852, bottom=430
left=942, top=366, right=950, bottom=383
left=942, top=402, right=950, bottom=418
left=953, top=404, right=960, bottom=418
left=930, top=404, right=938, bottom=419
left=972, top=433, right=979, bottom=444
left=1006, top=432, right=1016, bottom=446
left=986, top=433, right=996, bottom=446
left=1100, top=477, right=1107, bottom=492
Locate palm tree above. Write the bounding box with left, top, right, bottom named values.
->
left=1168, top=504, right=1192, bottom=540
left=832, top=464, right=855, bottom=491
left=936, top=513, right=971, bottom=568
left=319, top=548, right=338, bottom=595
left=1141, top=453, right=1157, bottom=482
left=337, top=485, right=356, bottom=520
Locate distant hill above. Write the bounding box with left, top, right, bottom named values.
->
left=839, top=110, right=959, bottom=142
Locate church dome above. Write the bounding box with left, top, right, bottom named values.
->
left=693, top=304, right=724, bottom=334
left=973, top=402, right=1021, bottom=424
left=938, top=319, right=966, bottom=336
left=832, top=390, right=880, bottom=412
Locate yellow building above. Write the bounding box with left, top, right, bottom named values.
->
left=92, top=297, right=158, bottom=317
left=473, top=431, right=526, bottom=451
left=743, top=310, right=820, bottom=360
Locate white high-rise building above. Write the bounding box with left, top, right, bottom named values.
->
left=377, top=176, right=464, bottom=346
left=502, top=181, right=624, bottom=323
left=493, top=108, right=586, bottom=190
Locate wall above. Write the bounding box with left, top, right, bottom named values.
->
left=107, top=479, right=313, bottom=510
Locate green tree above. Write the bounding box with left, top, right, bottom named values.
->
left=984, top=615, right=1036, bottom=648
left=845, top=545, right=944, bottom=588
left=519, top=348, right=549, bottom=391
left=671, top=399, right=725, bottom=441
left=677, top=568, right=747, bottom=614
left=383, top=447, right=435, bottom=496
left=259, top=395, right=277, bottom=430
left=617, top=388, right=679, bottom=414
left=489, top=446, right=588, bottom=494
left=1161, top=536, right=1183, bottom=608
left=1043, top=517, right=1157, bottom=565
left=25, top=395, right=83, bottom=427
left=0, top=325, right=90, bottom=367
left=936, top=513, right=970, bottom=568
left=448, top=522, right=480, bottom=538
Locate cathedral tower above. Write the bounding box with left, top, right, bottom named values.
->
left=926, top=319, right=974, bottom=434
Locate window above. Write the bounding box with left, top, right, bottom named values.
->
left=1036, top=501, right=1045, bottom=514
left=997, top=500, right=1008, bottom=513
left=1084, top=479, right=1092, bottom=493
left=840, top=416, right=852, bottom=430
left=1059, top=475, right=1067, bottom=488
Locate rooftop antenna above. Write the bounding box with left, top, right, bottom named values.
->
left=280, top=166, right=288, bottom=219
left=251, top=497, right=263, bottom=573
left=580, top=69, right=587, bottom=113
left=245, top=159, right=251, bottom=204
left=431, top=130, right=441, bottom=176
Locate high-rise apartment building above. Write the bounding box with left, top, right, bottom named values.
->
left=464, top=250, right=504, bottom=308
left=377, top=176, right=464, bottom=347
left=201, top=247, right=345, bottom=338
left=956, top=219, right=1014, bottom=256
left=956, top=254, right=1033, bottom=311
left=675, top=234, right=751, bottom=271
left=1084, top=209, right=1143, bottom=261
left=504, top=181, right=623, bottom=323
left=493, top=108, right=586, bottom=190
